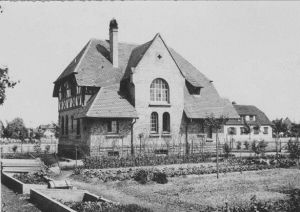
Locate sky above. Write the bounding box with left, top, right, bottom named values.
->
left=0, top=2, right=299, bottom=128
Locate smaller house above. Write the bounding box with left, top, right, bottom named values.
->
left=38, top=124, right=56, bottom=138
left=224, top=104, right=273, bottom=143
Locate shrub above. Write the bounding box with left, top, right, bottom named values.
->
left=236, top=141, right=242, bottom=150
left=133, top=169, right=148, bottom=184
left=244, top=141, right=250, bottom=150
left=34, top=142, right=42, bottom=154
left=223, top=143, right=231, bottom=158
left=12, top=145, right=18, bottom=153
left=13, top=171, right=47, bottom=184
left=44, top=145, right=51, bottom=154
left=152, top=171, right=168, bottom=184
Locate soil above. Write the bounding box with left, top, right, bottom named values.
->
left=1, top=184, right=41, bottom=212
left=68, top=168, right=300, bottom=212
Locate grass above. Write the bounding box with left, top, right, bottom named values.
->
left=69, top=168, right=300, bottom=212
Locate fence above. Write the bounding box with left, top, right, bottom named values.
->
left=1, top=143, right=58, bottom=154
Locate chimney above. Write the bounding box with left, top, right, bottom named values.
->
left=109, top=18, right=118, bottom=68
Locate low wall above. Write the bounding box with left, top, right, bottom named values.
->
left=30, top=189, right=76, bottom=212
left=30, top=189, right=113, bottom=212
left=1, top=172, right=47, bottom=194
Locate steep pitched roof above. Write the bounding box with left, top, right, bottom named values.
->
left=55, top=35, right=210, bottom=91
left=75, top=84, right=138, bottom=119
left=226, top=105, right=272, bottom=125
left=184, top=86, right=239, bottom=119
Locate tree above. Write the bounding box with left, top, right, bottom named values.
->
left=204, top=114, right=228, bottom=179
left=287, top=140, right=300, bottom=167
left=291, top=123, right=300, bottom=139
left=272, top=119, right=288, bottom=158
left=5, top=118, right=27, bottom=140
left=0, top=66, right=18, bottom=105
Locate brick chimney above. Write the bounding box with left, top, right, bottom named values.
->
left=109, top=18, right=118, bottom=68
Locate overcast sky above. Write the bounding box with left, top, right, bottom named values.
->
left=0, top=2, right=299, bottom=127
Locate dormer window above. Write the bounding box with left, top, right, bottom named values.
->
left=186, top=81, right=201, bottom=95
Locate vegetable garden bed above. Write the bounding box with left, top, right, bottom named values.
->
left=1, top=172, right=48, bottom=194
left=30, top=188, right=152, bottom=212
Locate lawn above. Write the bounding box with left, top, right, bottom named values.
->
left=69, top=168, right=300, bottom=212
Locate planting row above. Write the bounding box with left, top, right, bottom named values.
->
left=76, top=158, right=296, bottom=183
left=83, top=153, right=234, bottom=169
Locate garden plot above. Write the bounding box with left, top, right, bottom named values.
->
left=1, top=172, right=48, bottom=194
left=30, top=188, right=152, bottom=212
left=69, top=168, right=300, bottom=212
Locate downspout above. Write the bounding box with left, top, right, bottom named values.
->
left=131, top=118, right=137, bottom=156
left=185, top=118, right=192, bottom=155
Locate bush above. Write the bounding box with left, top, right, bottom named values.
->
left=12, top=145, right=18, bottom=153
left=152, top=171, right=168, bottom=184
left=13, top=171, right=47, bottom=184
left=44, top=145, right=51, bottom=154
left=244, top=141, right=250, bottom=150
left=133, top=169, right=148, bottom=184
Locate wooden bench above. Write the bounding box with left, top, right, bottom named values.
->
left=1, top=159, right=43, bottom=173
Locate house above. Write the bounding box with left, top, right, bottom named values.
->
left=52, top=19, right=239, bottom=157
left=224, top=104, right=273, bottom=143
left=38, top=124, right=56, bottom=139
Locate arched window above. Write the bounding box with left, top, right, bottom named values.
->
left=61, top=116, right=64, bottom=135
left=150, top=112, right=159, bottom=133
left=65, top=115, right=69, bottom=135
left=162, top=112, right=170, bottom=133
left=150, top=78, right=169, bottom=103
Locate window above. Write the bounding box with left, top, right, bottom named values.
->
left=150, top=78, right=169, bottom=103
left=207, top=126, right=213, bottom=139
left=240, top=127, right=247, bottom=135
left=61, top=116, right=64, bottom=135
left=253, top=127, right=260, bottom=135
left=186, top=81, right=201, bottom=95
left=150, top=112, right=159, bottom=133
left=162, top=112, right=170, bottom=133
left=263, top=127, right=268, bottom=134
left=227, top=127, right=236, bottom=135
left=71, top=116, right=74, bottom=131
left=249, top=115, right=255, bottom=121
left=65, top=82, right=71, bottom=98
left=107, top=120, right=118, bottom=133
left=65, top=116, right=69, bottom=135
left=76, top=119, right=81, bottom=135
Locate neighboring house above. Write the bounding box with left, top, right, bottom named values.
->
left=38, top=124, right=56, bottom=138
left=52, top=19, right=239, bottom=157
left=224, top=104, right=273, bottom=142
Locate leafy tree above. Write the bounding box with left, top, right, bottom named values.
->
left=0, top=66, right=18, bottom=105
left=251, top=140, right=268, bottom=157
left=5, top=117, right=27, bottom=139
left=291, top=123, right=300, bottom=138
left=272, top=119, right=288, bottom=138
left=287, top=140, right=300, bottom=167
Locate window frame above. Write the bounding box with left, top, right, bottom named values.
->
left=162, top=112, right=170, bottom=133
left=65, top=115, right=69, bottom=135
left=150, top=112, right=159, bottom=134
left=150, top=78, right=169, bottom=103
left=107, top=120, right=119, bottom=134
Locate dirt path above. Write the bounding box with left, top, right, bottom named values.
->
left=1, top=184, right=41, bottom=212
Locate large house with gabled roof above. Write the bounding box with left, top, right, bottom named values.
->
left=53, top=19, right=241, bottom=157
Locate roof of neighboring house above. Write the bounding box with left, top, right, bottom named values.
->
left=226, top=105, right=272, bottom=125
left=75, top=84, right=138, bottom=119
